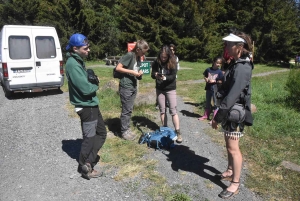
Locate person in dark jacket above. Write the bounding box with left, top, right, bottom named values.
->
left=211, top=31, right=254, bottom=199
left=151, top=45, right=182, bottom=143
left=65, top=33, right=107, bottom=180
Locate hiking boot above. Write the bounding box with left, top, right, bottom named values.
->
left=122, top=130, right=137, bottom=141
left=81, top=163, right=92, bottom=174
left=82, top=169, right=103, bottom=180
left=175, top=129, right=183, bottom=143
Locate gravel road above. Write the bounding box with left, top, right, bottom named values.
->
left=0, top=83, right=263, bottom=200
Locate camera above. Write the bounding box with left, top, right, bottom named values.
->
left=87, top=69, right=99, bottom=85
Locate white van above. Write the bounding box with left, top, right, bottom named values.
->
left=0, top=25, right=64, bottom=97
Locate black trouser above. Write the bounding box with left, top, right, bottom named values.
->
left=76, top=106, right=107, bottom=168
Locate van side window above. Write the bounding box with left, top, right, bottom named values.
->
left=35, top=36, right=56, bottom=59
left=9, top=36, right=31, bottom=59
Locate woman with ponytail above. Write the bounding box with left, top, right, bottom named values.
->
left=212, top=31, right=254, bottom=199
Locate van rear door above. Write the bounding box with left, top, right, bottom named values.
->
left=32, top=27, right=62, bottom=87
left=5, top=27, right=36, bottom=88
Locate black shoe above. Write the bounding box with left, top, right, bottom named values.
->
left=218, top=181, right=240, bottom=199
left=81, top=163, right=92, bottom=174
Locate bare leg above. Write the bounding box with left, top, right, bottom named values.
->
left=225, top=134, right=233, bottom=172
left=160, top=113, right=165, bottom=126
left=172, top=113, right=180, bottom=130
left=163, top=108, right=168, bottom=126
left=225, top=135, right=242, bottom=192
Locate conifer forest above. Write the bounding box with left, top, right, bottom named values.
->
left=1, top=0, right=300, bottom=63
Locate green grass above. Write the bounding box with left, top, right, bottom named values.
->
left=242, top=71, right=300, bottom=200
left=81, top=60, right=288, bottom=84
left=176, top=70, right=300, bottom=200
left=63, top=61, right=299, bottom=200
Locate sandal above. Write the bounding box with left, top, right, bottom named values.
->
left=215, top=168, right=233, bottom=181
left=218, top=181, right=240, bottom=199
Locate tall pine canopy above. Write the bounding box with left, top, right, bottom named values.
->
left=0, top=0, right=299, bottom=63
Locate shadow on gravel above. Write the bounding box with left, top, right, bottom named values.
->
left=132, top=116, right=160, bottom=131
left=165, top=145, right=227, bottom=189
left=62, top=138, right=82, bottom=162
left=180, top=109, right=201, bottom=118
left=105, top=117, right=122, bottom=137
left=184, top=102, right=200, bottom=107
left=4, top=89, right=63, bottom=100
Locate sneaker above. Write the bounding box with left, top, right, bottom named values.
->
left=122, top=130, right=137, bottom=141
left=175, top=129, right=183, bottom=143
left=176, top=134, right=183, bottom=143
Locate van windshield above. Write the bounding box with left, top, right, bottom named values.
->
left=9, top=36, right=31, bottom=59
left=36, top=36, right=56, bottom=59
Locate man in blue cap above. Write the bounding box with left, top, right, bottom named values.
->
left=65, top=33, right=107, bottom=180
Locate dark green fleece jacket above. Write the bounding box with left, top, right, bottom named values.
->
left=65, top=52, right=99, bottom=107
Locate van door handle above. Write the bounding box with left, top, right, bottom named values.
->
left=36, top=61, right=41, bottom=66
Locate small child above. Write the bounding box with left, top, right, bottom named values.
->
left=198, top=56, right=224, bottom=122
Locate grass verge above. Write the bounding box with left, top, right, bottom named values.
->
left=64, top=61, right=299, bottom=200
left=176, top=70, right=300, bottom=201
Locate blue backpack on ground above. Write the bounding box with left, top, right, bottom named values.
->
left=139, top=127, right=177, bottom=150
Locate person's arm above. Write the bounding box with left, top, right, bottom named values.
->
left=163, top=67, right=177, bottom=81
left=213, top=64, right=252, bottom=123
left=176, top=56, right=180, bottom=70
left=203, top=69, right=209, bottom=82
left=216, top=71, right=224, bottom=84
left=151, top=60, right=162, bottom=80
left=68, top=64, right=98, bottom=96
left=116, top=53, right=142, bottom=77
left=116, top=62, right=142, bottom=77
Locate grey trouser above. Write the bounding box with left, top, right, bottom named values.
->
left=119, top=86, right=137, bottom=134
left=77, top=106, right=107, bottom=168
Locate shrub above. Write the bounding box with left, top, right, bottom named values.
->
left=285, top=69, right=300, bottom=106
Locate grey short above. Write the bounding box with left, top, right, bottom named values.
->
left=156, top=89, right=177, bottom=115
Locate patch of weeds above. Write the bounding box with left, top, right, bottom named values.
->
left=124, top=181, right=141, bottom=193
left=204, top=180, right=214, bottom=189
left=100, top=136, right=151, bottom=180
left=145, top=183, right=172, bottom=201
left=65, top=101, right=77, bottom=118
left=165, top=193, right=192, bottom=201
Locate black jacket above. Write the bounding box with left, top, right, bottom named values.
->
left=214, top=59, right=254, bottom=126
left=151, top=60, right=177, bottom=91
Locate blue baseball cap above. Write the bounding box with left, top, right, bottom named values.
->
left=66, top=33, right=89, bottom=50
